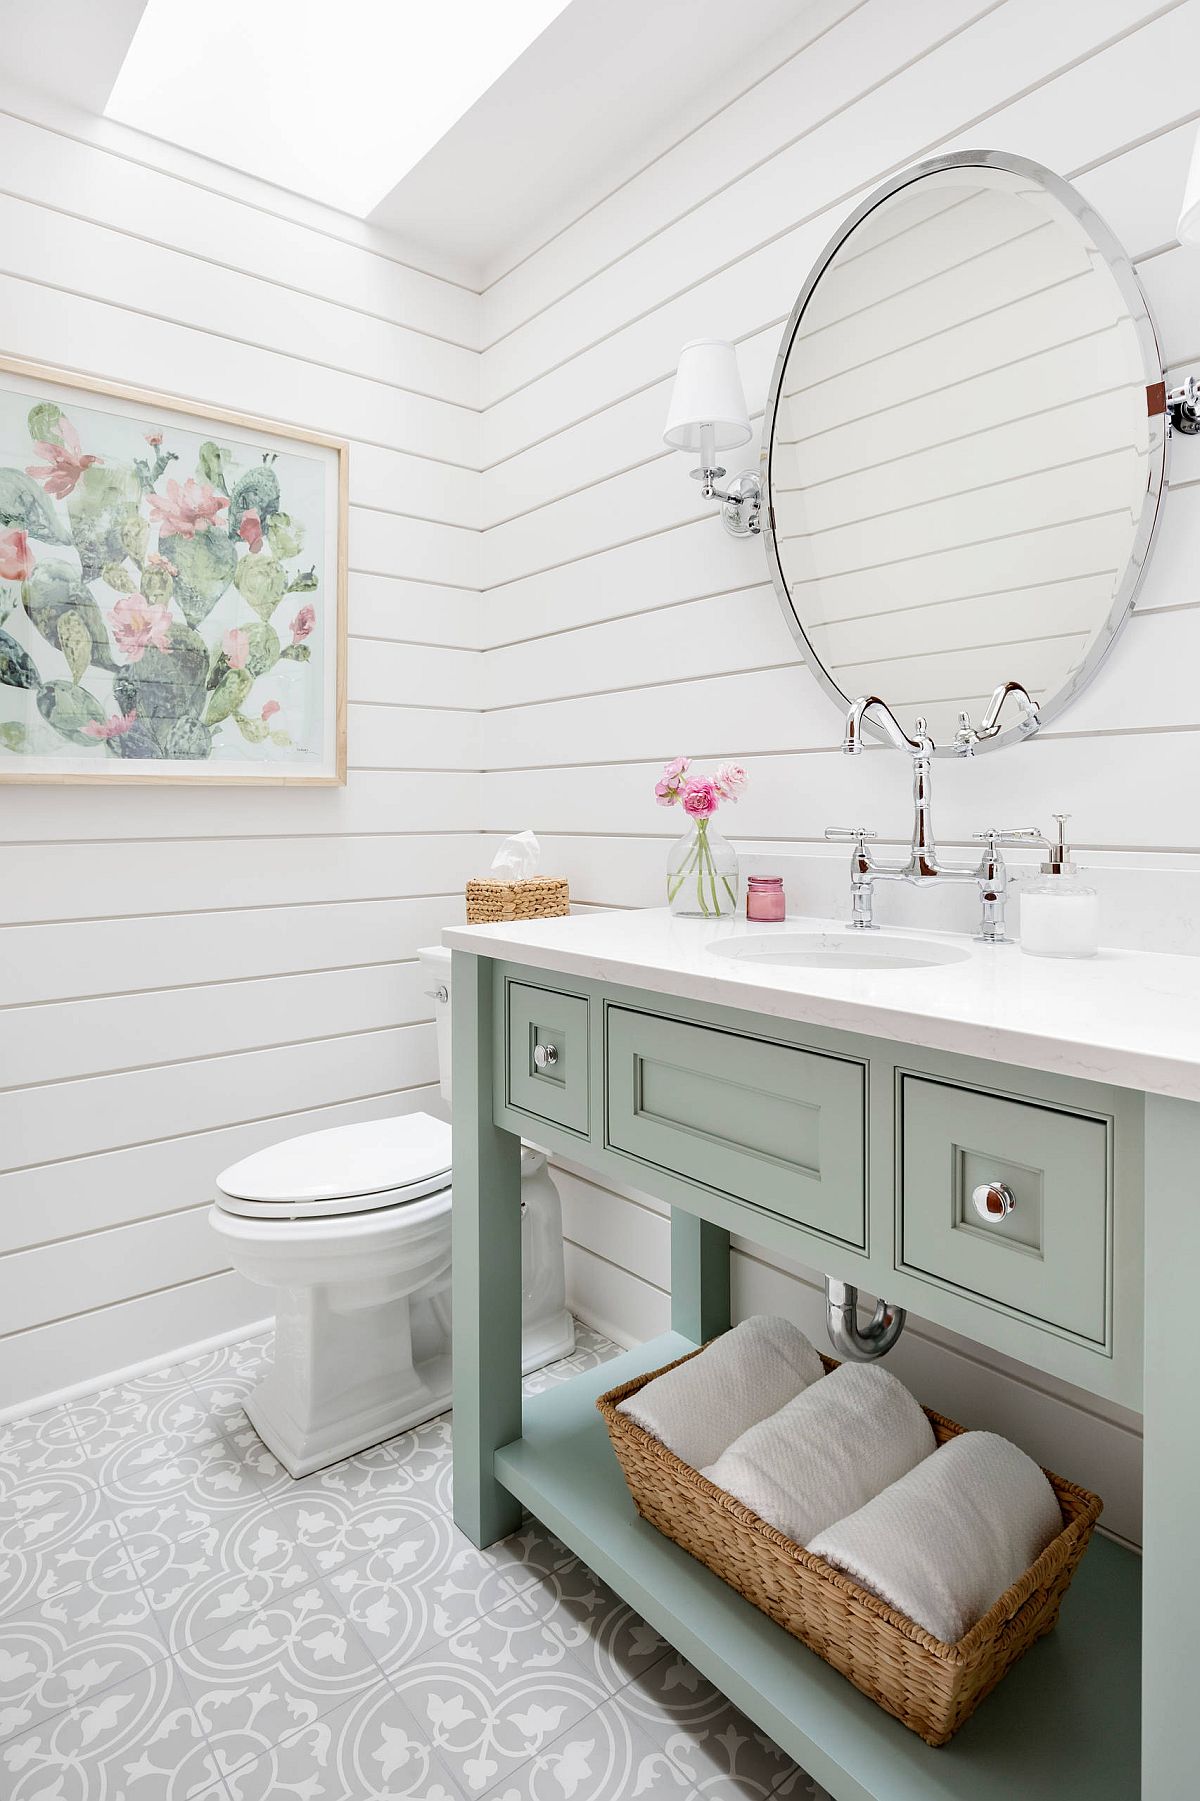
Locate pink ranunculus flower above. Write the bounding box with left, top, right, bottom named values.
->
left=145, top=551, right=178, bottom=576
left=261, top=699, right=280, bottom=722
left=146, top=477, right=229, bottom=538
left=662, top=755, right=690, bottom=782
left=681, top=779, right=720, bottom=819
left=82, top=709, right=138, bottom=742
left=239, top=508, right=264, bottom=554
left=290, top=604, right=316, bottom=645
left=0, top=528, right=34, bottom=582
left=109, top=593, right=172, bottom=663
left=715, top=762, right=749, bottom=800
left=223, top=627, right=250, bottom=670
left=654, top=779, right=678, bottom=807
left=25, top=415, right=101, bottom=499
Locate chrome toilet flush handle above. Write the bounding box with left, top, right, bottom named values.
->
left=533, top=1043, right=559, bottom=1071
left=971, top=1181, right=1016, bottom=1222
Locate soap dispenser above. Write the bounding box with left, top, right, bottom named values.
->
left=1019, top=814, right=1099, bottom=959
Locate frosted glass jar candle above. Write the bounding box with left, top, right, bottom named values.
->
left=1020, top=877, right=1099, bottom=958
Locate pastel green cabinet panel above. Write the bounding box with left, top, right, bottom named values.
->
left=606, top=1006, right=866, bottom=1247
left=505, top=981, right=590, bottom=1136
left=898, top=1074, right=1110, bottom=1346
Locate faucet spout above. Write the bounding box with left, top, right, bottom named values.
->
left=843, top=696, right=934, bottom=758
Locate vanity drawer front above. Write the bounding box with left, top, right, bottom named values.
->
left=505, top=981, right=590, bottom=1136
left=898, top=1075, right=1110, bottom=1346
left=606, top=1007, right=866, bottom=1247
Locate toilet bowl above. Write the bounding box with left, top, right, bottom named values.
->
left=209, top=945, right=574, bottom=1477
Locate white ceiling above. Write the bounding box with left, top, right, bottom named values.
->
left=0, top=0, right=822, bottom=279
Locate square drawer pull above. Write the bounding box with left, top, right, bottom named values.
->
left=971, top=1181, right=1016, bottom=1222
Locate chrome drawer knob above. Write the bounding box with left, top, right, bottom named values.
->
left=533, top=1043, right=559, bottom=1071
left=971, top=1181, right=1016, bottom=1222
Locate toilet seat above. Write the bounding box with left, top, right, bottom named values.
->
left=215, top=1112, right=452, bottom=1221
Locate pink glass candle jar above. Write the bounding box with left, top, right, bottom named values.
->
left=746, top=874, right=785, bottom=921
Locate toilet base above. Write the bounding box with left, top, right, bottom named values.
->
left=248, top=1350, right=454, bottom=1479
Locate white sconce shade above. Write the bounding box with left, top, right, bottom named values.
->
left=663, top=339, right=753, bottom=453
left=1179, top=125, right=1200, bottom=243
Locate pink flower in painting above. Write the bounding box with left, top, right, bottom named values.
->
left=25, top=415, right=101, bottom=499
left=715, top=762, right=748, bottom=801
left=290, top=605, right=316, bottom=645
left=223, top=627, right=250, bottom=670
left=681, top=779, right=720, bottom=819
left=0, top=529, right=34, bottom=582
left=144, top=430, right=164, bottom=447
left=238, top=508, right=264, bottom=554
left=109, top=593, right=172, bottom=663
left=82, top=709, right=138, bottom=742
left=146, top=478, right=229, bottom=538
left=261, top=699, right=280, bottom=722
left=145, top=551, right=178, bottom=576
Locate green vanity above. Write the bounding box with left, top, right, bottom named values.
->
left=449, top=147, right=1192, bottom=1799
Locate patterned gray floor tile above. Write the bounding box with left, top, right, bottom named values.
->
left=175, top=1578, right=383, bottom=1777
left=0, top=1654, right=222, bottom=1799
left=0, top=1473, right=121, bottom=1618
left=389, top=1601, right=610, bottom=1796
left=0, top=1407, right=90, bottom=1495
left=0, top=1608, right=171, bottom=1746
left=216, top=1677, right=468, bottom=1800
left=612, top=1652, right=799, bottom=1798
left=380, top=1414, right=455, bottom=1512
left=770, top=1768, right=834, bottom=1800
left=70, top=1381, right=269, bottom=1512
left=270, top=1447, right=451, bottom=1578
left=481, top=1694, right=674, bottom=1801
left=112, top=1490, right=317, bottom=1653
left=180, top=1332, right=272, bottom=1391
left=512, top=1545, right=667, bottom=1695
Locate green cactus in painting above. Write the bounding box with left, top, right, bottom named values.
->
left=36, top=679, right=107, bottom=744
left=160, top=529, right=238, bottom=629
left=227, top=459, right=281, bottom=536
left=0, top=628, right=39, bottom=690
left=23, top=560, right=118, bottom=671
left=0, top=468, right=72, bottom=545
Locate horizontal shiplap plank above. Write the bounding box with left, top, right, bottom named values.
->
left=348, top=703, right=482, bottom=771
left=0, top=1022, right=437, bottom=1169
left=2, top=834, right=485, bottom=923
left=0, top=1269, right=264, bottom=1413
left=350, top=575, right=480, bottom=648
left=0, top=108, right=479, bottom=348
left=348, top=639, right=482, bottom=709
left=0, top=276, right=477, bottom=467
left=0, top=1085, right=444, bottom=1257
left=0, top=191, right=477, bottom=408
left=556, top=1168, right=670, bottom=1289
left=350, top=446, right=478, bottom=532
left=0, top=770, right=481, bottom=843
left=4, top=960, right=434, bottom=1089
left=563, top=1241, right=669, bottom=1348
left=0, top=894, right=462, bottom=1008
left=0, top=1207, right=228, bottom=1338
left=350, top=508, right=480, bottom=591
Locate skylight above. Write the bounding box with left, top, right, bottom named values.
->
left=105, top=0, right=572, bottom=218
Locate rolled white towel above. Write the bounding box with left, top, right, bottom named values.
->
left=808, top=1429, right=1064, bottom=1644
left=617, top=1316, right=824, bottom=1471
left=701, top=1362, right=935, bottom=1546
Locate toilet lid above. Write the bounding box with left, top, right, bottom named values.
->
left=216, top=1113, right=452, bottom=1208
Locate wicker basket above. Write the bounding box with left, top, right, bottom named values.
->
left=465, top=877, right=570, bottom=923
left=597, top=1345, right=1102, bottom=1746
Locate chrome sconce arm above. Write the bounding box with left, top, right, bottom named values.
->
left=1167, top=375, right=1200, bottom=436
left=825, top=1278, right=906, bottom=1360
left=693, top=465, right=762, bottom=536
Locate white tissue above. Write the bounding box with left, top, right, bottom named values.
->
left=490, top=830, right=540, bottom=880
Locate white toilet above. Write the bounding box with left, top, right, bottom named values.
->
left=209, top=944, right=574, bottom=1477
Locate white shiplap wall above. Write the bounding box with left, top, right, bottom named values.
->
left=477, top=0, right=1200, bottom=1545
left=0, top=95, right=482, bottom=1409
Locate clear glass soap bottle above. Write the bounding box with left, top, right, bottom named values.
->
left=1019, top=814, right=1099, bottom=959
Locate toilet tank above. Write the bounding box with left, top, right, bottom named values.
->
left=418, top=945, right=453, bottom=1106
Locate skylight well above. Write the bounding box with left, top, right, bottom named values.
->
left=105, top=0, right=571, bottom=217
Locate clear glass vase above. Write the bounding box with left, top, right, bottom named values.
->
left=666, top=817, right=738, bottom=916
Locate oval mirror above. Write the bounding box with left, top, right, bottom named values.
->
left=764, top=150, right=1166, bottom=755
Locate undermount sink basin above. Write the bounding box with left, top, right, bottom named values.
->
left=709, top=930, right=973, bottom=972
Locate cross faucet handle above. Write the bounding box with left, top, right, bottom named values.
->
left=972, top=827, right=1043, bottom=857
left=825, top=826, right=878, bottom=853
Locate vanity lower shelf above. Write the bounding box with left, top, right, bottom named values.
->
left=495, top=1333, right=1140, bottom=1801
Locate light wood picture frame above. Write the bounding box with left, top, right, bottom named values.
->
left=0, top=355, right=348, bottom=785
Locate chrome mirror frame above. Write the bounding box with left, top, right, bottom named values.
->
left=761, top=148, right=1169, bottom=757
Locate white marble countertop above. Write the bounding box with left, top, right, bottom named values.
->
left=443, top=906, right=1200, bottom=1102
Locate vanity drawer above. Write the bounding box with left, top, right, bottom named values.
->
left=606, top=1007, right=866, bottom=1247
left=504, top=980, right=590, bottom=1136
left=898, top=1075, right=1110, bottom=1347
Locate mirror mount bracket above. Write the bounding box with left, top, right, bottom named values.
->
left=954, top=681, right=1042, bottom=756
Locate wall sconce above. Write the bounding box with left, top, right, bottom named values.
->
left=663, top=339, right=762, bottom=536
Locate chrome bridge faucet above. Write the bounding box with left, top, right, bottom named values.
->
left=825, top=696, right=1041, bottom=941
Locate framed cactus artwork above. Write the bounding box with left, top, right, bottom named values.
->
left=0, top=356, right=347, bottom=784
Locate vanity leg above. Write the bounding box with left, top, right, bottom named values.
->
left=1142, top=1094, right=1200, bottom=1797
left=671, top=1210, right=731, bottom=1342
left=451, top=952, right=524, bottom=1549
